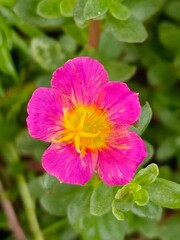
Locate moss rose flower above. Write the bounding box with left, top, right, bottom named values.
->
left=27, top=57, right=147, bottom=186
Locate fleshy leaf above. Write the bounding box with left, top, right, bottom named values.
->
left=159, top=22, right=180, bottom=52
left=110, top=2, right=130, bottom=21
left=73, top=0, right=88, bottom=25
left=67, top=188, right=91, bottom=232
left=108, top=16, right=147, bottom=43
left=164, top=0, right=180, bottom=22
left=147, top=178, right=180, bottom=209
left=103, top=61, right=136, bottom=82
left=37, top=0, right=62, bottom=19
left=132, top=202, right=162, bottom=220
left=14, top=0, right=64, bottom=28
left=60, top=0, right=77, bottom=17
left=40, top=182, right=81, bottom=216
left=124, top=0, right=164, bottom=21
left=84, top=0, right=109, bottom=20
left=90, top=183, right=116, bottom=216
left=133, top=188, right=149, bottom=206
left=30, top=36, right=65, bottom=71
left=131, top=102, right=152, bottom=135
left=133, top=163, right=159, bottom=186
left=112, top=207, right=125, bottom=221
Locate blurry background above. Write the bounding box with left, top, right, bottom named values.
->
left=0, top=0, right=180, bottom=239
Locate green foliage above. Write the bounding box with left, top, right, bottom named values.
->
left=84, top=0, right=109, bottom=20
left=147, top=178, right=180, bottom=209
left=108, top=16, right=148, bottom=43
left=90, top=183, right=116, bottom=216
left=0, top=0, right=180, bottom=239
left=30, top=36, right=65, bottom=71
left=60, top=0, right=77, bottom=17
left=124, top=0, right=165, bottom=21
left=131, top=102, right=152, bottom=135
left=37, top=0, right=62, bottom=19
left=104, top=61, right=136, bottom=81
left=110, top=2, right=130, bottom=21
left=112, top=164, right=163, bottom=221
left=133, top=163, right=159, bottom=186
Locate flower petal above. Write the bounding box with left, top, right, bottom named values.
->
left=42, top=144, right=96, bottom=185
left=95, top=82, right=141, bottom=126
left=51, top=57, right=108, bottom=106
left=97, top=131, right=147, bottom=186
left=27, top=87, right=63, bottom=142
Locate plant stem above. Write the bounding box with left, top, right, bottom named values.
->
left=0, top=178, right=26, bottom=240
left=16, top=174, right=44, bottom=240
left=88, top=20, right=101, bottom=49
left=2, top=143, right=44, bottom=240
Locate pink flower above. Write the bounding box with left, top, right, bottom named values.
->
left=27, top=57, right=147, bottom=186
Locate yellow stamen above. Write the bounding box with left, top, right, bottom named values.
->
left=74, top=134, right=81, bottom=153
left=54, top=105, right=111, bottom=155
left=79, top=130, right=100, bottom=138
left=52, top=132, right=75, bottom=143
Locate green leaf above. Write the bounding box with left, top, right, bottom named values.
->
left=67, top=187, right=91, bottom=232
left=37, top=0, right=62, bottom=19
left=84, top=0, right=109, bottom=20
left=0, top=46, right=18, bottom=80
left=60, top=0, right=76, bottom=17
left=124, top=0, right=164, bottom=21
left=103, top=61, right=136, bottom=82
left=132, top=202, right=162, bottom=220
left=133, top=163, right=159, bottom=187
left=110, top=2, right=130, bottom=21
left=99, top=31, right=123, bottom=60
left=30, top=36, right=65, bottom=71
left=83, top=213, right=126, bottom=240
left=0, top=16, right=13, bottom=49
left=133, top=189, right=149, bottom=206
left=73, top=0, right=88, bottom=25
left=142, top=141, right=154, bottom=166
left=112, top=206, right=125, bottom=221
left=0, top=0, right=16, bottom=7
left=61, top=23, right=87, bottom=45
left=113, top=183, right=141, bottom=212
left=41, top=183, right=81, bottom=216
left=159, top=22, right=180, bottom=52
left=14, top=0, right=65, bottom=28
left=90, top=183, right=115, bottom=216
left=0, top=30, right=3, bottom=47
left=16, top=130, right=48, bottom=161
left=165, top=0, right=180, bottom=22
left=131, top=102, right=152, bottom=135
left=109, top=16, right=147, bottom=43
left=147, top=178, right=180, bottom=209
left=29, top=176, right=44, bottom=199
left=113, top=198, right=133, bottom=213
left=60, top=35, right=77, bottom=56
left=42, top=174, right=57, bottom=190
left=156, top=137, right=177, bottom=161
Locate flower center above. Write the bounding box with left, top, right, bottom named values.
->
left=53, top=105, right=111, bottom=155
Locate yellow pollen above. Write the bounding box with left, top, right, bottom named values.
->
left=53, top=105, right=111, bottom=155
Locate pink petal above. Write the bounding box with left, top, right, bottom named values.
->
left=95, top=82, right=141, bottom=126
left=97, top=131, right=147, bottom=186
left=27, top=87, right=63, bottom=142
left=42, top=144, right=96, bottom=185
left=51, top=57, right=108, bottom=106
